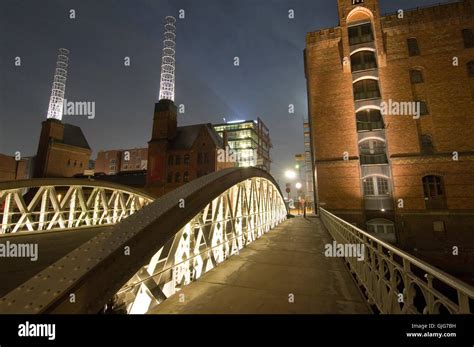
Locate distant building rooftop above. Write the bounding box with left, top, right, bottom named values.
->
left=61, top=123, right=91, bottom=150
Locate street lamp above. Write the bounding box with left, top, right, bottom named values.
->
left=295, top=182, right=303, bottom=215
left=285, top=170, right=296, bottom=180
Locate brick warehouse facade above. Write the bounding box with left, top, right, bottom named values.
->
left=305, top=0, right=474, bottom=276
left=34, top=119, right=91, bottom=178
left=146, top=99, right=233, bottom=197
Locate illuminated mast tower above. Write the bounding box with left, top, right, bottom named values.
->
left=147, top=16, right=178, bottom=193
left=158, top=16, right=176, bottom=101
left=46, top=48, right=70, bottom=120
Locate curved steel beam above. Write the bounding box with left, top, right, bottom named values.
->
left=0, top=168, right=287, bottom=314
left=0, top=178, right=155, bottom=200
left=0, top=178, right=154, bottom=234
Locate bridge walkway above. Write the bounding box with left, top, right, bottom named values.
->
left=151, top=216, right=371, bottom=314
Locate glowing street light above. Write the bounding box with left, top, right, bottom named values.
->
left=295, top=182, right=302, bottom=190
left=285, top=170, right=296, bottom=180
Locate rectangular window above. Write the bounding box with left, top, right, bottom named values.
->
left=407, top=38, right=420, bottom=56
left=377, top=177, right=389, bottom=195
left=348, top=23, right=374, bottom=46
left=462, top=29, right=474, bottom=48
left=363, top=179, right=375, bottom=196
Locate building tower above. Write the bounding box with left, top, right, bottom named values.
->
left=147, top=16, right=178, bottom=193
left=46, top=48, right=69, bottom=120
left=34, top=48, right=91, bottom=178
left=306, top=0, right=474, bottom=268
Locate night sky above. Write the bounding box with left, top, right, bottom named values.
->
left=1, top=0, right=445, bottom=185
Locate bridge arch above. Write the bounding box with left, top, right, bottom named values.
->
left=0, top=178, right=155, bottom=233
left=0, top=168, right=287, bottom=314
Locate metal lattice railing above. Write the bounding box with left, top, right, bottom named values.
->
left=319, top=208, right=474, bottom=314
left=115, top=176, right=287, bottom=314
left=0, top=179, right=154, bottom=234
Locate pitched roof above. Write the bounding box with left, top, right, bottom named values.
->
left=169, top=123, right=223, bottom=150
left=61, top=123, right=91, bottom=150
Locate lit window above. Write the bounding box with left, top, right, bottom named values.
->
left=359, top=139, right=387, bottom=164
left=363, top=176, right=390, bottom=196
left=367, top=219, right=395, bottom=235
left=351, top=51, right=377, bottom=72
left=348, top=23, right=373, bottom=46
left=356, top=109, right=384, bottom=132
left=363, top=178, right=375, bottom=195
left=377, top=177, right=389, bottom=195
left=353, top=79, right=380, bottom=101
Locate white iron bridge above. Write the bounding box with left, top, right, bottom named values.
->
left=0, top=168, right=472, bottom=314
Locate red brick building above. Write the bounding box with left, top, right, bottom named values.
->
left=0, top=154, right=33, bottom=182
left=146, top=99, right=232, bottom=197
left=95, top=148, right=148, bottom=175
left=305, top=0, right=474, bottom=274
left=34, top=119, right=91, bottom=178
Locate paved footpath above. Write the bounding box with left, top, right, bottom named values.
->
left=152, top=216, right=371, bottom=314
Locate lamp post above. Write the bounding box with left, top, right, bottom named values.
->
left=284, top=170, right=297, bottom=212
left=295, top=182, right=302, bottom=215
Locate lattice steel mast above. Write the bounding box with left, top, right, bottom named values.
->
left=158, top=16, right=176, bottom=102
left=46, top=48, right=70, bottom=120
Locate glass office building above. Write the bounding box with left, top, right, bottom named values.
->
left=213, top=118, right=272, bottom=172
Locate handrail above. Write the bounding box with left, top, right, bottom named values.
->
left=319, top=207, right=474, bottom=314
